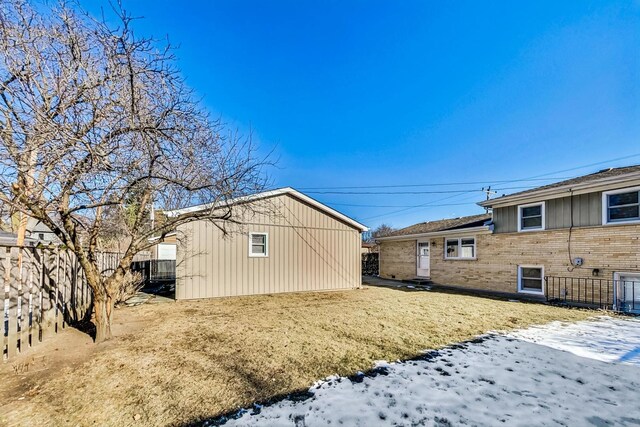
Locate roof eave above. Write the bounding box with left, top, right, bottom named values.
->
left=376, top=225, right=491, bottom=242
left=164, top=187, right=369, bottom=232
left=479, top=173, right=640, bottom=208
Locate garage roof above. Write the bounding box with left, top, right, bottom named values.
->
left=164, top=187, right=369, bottom=232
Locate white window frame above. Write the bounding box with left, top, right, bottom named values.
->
left=444, top=236, right=476, bottom=260
left=517, top=265, right=545, bottom=295
left=613, top=271, right=640, bottom=311
left=248, top=232, right=269, bottom=257
left=602, top=186, right=640, bottom=226
left=517, top=202, right=545, bottom=232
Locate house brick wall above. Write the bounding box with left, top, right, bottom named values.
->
left=379, top=240, right=416, bottom=280
left=379, top=224, right=640, bottom=295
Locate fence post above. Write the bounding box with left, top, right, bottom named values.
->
left=61, top=250, right=67, bottom=328
left=2, top=247, right=10, bottom=359
left=6, top=247, right=18, bottom=358
left=27, top=248, right=34, bottom=348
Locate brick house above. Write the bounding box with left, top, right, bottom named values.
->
left=377, top=166, right=640, bottom=313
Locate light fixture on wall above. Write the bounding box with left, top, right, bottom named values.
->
left=592, top=268, right=600, bottom=277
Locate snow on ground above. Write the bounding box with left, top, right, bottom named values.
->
left=509, top=316, right=640, bottom=366
left=219, top=317, right=640, bottom=427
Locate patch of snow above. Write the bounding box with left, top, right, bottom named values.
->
left=509, top=316, right=640, bottom=366
left=223, top=317, right=640, bottom=426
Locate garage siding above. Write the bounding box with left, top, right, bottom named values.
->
left=175, top=193, right=362, bottom=299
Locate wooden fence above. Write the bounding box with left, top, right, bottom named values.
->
left=0, top=246, right=146, bottom=361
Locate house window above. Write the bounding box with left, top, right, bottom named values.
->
left=249, top=232, right=268, bottom=257
left=603, top=188, right=640, bottom=224
left=518, top=265, right=544, bottom=295
left=517, top=202, right=545, bottom=232
left=445, top=237, right=476, bottom=259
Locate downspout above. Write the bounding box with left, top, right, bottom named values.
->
left=567, top=189, right=576, bottom=272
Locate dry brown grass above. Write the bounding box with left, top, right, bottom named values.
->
left=1, top=286, right=593, bottom=427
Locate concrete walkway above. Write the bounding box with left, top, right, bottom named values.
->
left=123, top=291, right=174, bottom=306
left=362, top=275, right=432, bottom=291
left=362, top=275, right=546, bottom=302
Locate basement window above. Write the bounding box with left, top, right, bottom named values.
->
left=517, top=202, right=545, bottom=232
left=445, top=237, right=476, bottom=259
left=249, top=232, right=268, bottom=257
left=603, top=187, right=640, bottom=224
left=518, top=265, right=544, bottom=295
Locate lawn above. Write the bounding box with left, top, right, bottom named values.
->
left=0, top=286, right=592, bottom=427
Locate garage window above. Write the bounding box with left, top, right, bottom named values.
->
left=518, top=265, right=544, bottom=295
left=249, top=232, right=268, bottom=257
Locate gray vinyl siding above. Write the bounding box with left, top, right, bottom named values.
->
left=546, top=192, right=602, bottom=229
left=493, top=205, right=518, bottom=233
left=493, top=191, right=603, bottom=233
left=175, top=193, right=362, bottom=299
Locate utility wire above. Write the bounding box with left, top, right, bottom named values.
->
left=360, top=192, right=480, bottom=221
left=298, top=176, right=572, bottom=190
left=319, top=153, right=640, bottom=224
left=522, top=153, right=640, bottom=180
left=305, top=185, right=536, bottom=195
left=300, top=153, right=640, bottom=192
left=328, top=201, right=477, bottom=208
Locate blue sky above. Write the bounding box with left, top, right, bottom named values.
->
left=81, top=0, right=640, bottom=229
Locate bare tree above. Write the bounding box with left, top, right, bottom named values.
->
left=364, top=224, right=395, bottom=242
left=0, top=1, right=269, bottom=341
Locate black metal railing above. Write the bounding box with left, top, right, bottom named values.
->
left=545, top=276, right=640, bottom=313
left=131, top=260, right=176, bottom=296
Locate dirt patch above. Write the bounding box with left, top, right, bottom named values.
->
left=0, top=306, right=153, bottom=426
left=0, top=286, right=593, bottom=427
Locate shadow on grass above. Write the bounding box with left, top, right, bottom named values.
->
left=179, top=335, right=496, bottom=427
left=362, top=276, right=547, bottom=304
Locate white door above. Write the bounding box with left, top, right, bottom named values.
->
left=416, top=241, right=430, bottom=277
left=615, top=272, right=640, bottom=313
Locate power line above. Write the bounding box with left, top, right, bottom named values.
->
left=333, top=153, right=640, bottom=223
left=328, top=201, right=478, bottom=208
left=300, top=153, right=640, bottom=192
left=360, top=192, right=480, bottom=221
left=298, top=176, right=573, bottom=190
left=523, top=153, right=640, bottom=180
left=305, top=185, right=536, bottom=195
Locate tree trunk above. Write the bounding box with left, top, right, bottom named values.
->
left=93, top=295, right=114, bottom=342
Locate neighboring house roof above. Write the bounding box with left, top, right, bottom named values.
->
left=479, top=165, right=640, bottom=208
left=0, top=230, right=39, bottom=246
left=164, top=187, right=369, bottom=232
left=377, top=213, right=492, bottom=241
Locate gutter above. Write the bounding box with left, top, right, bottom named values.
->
left=376, top=225, right=492, bottom=242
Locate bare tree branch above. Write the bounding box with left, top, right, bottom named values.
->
left=0, top=0, right=271, bottom=341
